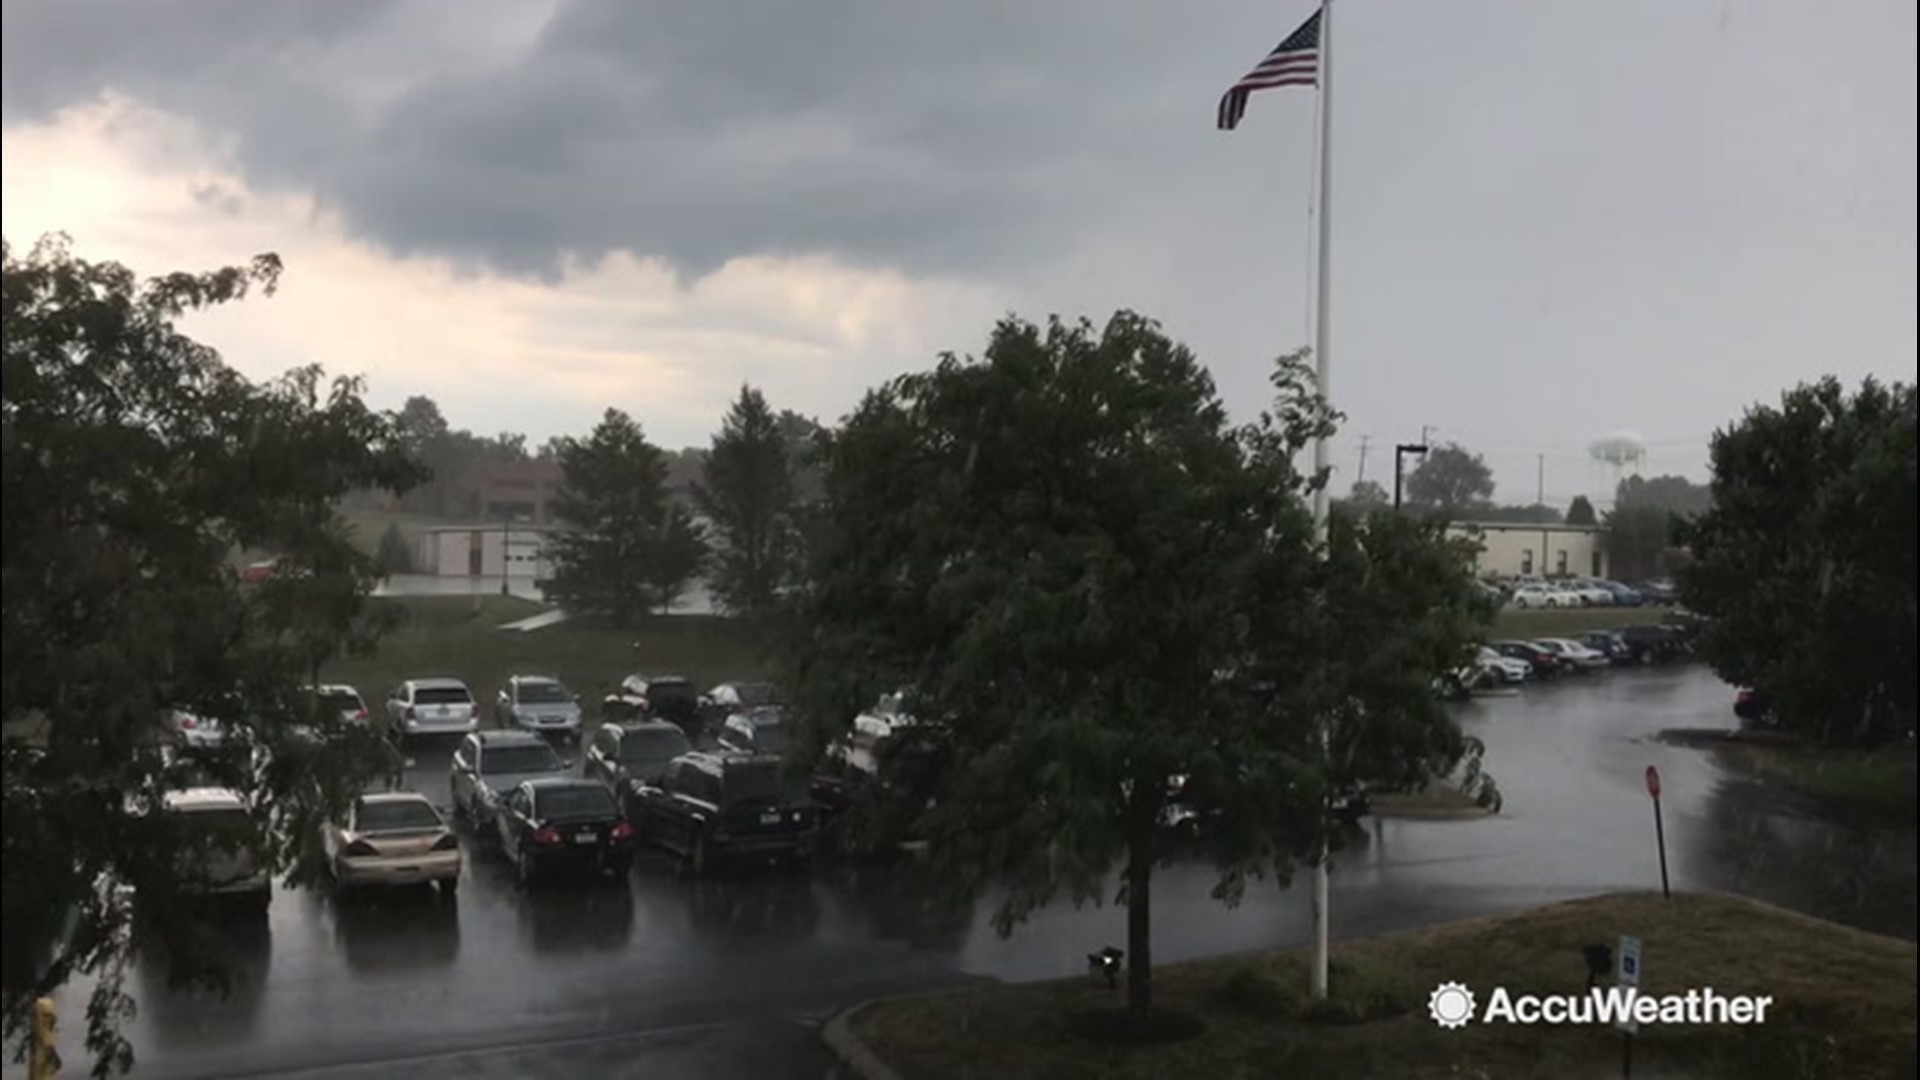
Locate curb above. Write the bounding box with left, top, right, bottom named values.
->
left=822, top=1000, right=907, bottom=1080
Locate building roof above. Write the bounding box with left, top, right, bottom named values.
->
left=418, top=523, right=562, bottom=534
left=1451, top=521, right=1605, bottom=535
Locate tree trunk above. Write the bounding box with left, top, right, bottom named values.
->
left=1125, top=819, right=1153, bottom=1017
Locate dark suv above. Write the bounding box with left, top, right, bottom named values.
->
left=584, top=720, right=694, bottom=814
left=605, top=674, right=704, bottom=740
left=630, top=751, right=817, bottom=873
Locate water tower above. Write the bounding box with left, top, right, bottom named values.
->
left=1588, top=431, right=1648, bottom=504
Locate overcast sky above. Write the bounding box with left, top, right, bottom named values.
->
left=4, top=0, right=1914, bottom=506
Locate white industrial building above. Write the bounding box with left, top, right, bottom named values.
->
left=1450, top=521, right=1610, bottom=581
left=415, top=525, right=557, bottom=581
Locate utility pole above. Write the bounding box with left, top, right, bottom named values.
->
left=1355, top=435, right=1371, bottom=485
left=1394, top=442, right=1429, bottom=512
left=1421, top=424, right=1436, bottom=449
left=1538, top=453, right=1550, bottom=578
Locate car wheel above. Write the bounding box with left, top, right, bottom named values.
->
left=515, top=847, right=534, bottom=887
left=1515, top=597, right=1529, bottom=609
left=690, top=836, right=709, bottom=877
left=440, top=874, right=459, bottom=899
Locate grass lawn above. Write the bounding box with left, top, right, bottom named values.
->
left=1713, top=737, right=1918, bottom=823
left=1489, top=606, right=1658, bottom=640
left=850, top=891, right=1917, bottom=1080
left=320, top=596, right=769, bottom=708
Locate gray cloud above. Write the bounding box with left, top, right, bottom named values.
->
left=4, top=0, right=1913, bottom=498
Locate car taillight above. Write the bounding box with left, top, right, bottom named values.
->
left=178, top=715, right=197, bottom=729
left=431, top=834, right=459, bottom=852
left=344, top=840, right=378, bottom=857
left=610, top=822, right=634, bottom=842
left=532, top=827, right=563, bottom=846
left=354, top=709, right=369, bottom=722
left=404, top=706, right=416, bottom=720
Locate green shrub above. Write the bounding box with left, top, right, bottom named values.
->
left=1215, top=965, right=1303, bottom=1019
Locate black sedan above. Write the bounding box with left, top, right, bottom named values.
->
left=494, top=778, right=636, bottom=884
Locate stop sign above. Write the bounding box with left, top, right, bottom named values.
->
left=1645, top=765, right=1662, bottom=799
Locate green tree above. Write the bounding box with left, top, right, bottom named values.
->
left=1404, top=442, right=1495, bottom=517
left=1565, top=495, right=1597, bottom=526
left=1, top=236, right=422, bottom=1074
left=1346, top=479, right=1389, bottom=509
left=374, top=522, right=414, bottom=575
left=784, top=314, right=1490, bottom=1021
left=1681, top=377, right=1916, bottom=746
left=1617, top=473, right=1712, bottom=517
left=693, top=386, right=799, bottom=616
left=546, top=409, right=707, bottom=622
left=1603, top=504, right=1676, bottom=582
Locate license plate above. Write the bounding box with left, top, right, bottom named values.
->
left=759, top=812, right=781, bottom=825
left=574, top=831, right=598, bottom=845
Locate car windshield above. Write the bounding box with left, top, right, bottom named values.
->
left=744, top=722, right=788, bottom=755
left=621, top=728, right=691, bottom=763
left=415, top=686, right=471, bottom=705
left=355, top=799, right=442, bottom=832
left=733, top=682, right=779, bottom=706
left=174, top=806, right=254, bottom=844
left=482, top=744, right=562, bottom=774
left=320, top=690, right=362, bottom=713
left=722, top=760, right=802, bottom=805
left=536, top=786, right=616, bottom=821
left=517, top=681, right=571, bottom=704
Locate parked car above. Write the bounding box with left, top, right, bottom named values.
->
left=312, top=684, right=370, bottom=727
left=1509, top=582, right=1570, bottom=609
left=607, top=674, right=704, bottom=739
left=631, top=751, right=818, bottom=874
left=698, top=681, right=784, bottom=727
left=494, top=778, right=636, bottom=884
left=1734, top=688, right=1776, bottom=728
left=1477, top=646, right=1534, bottom=684
left=717, top=707, right=790, bottom=758
left=386, top=678, right=479, bottom=742
left=322, top=791, right=461, bottom=896
left=163, top=787, right=271, bottom=909
left=1637, top=579, right=1678, bottom=605
left=1617, top=623, right=1688, bottom=664
left=1489, top=640, right=1563, bottom=678
left=164, top=707, right=228, bottom=749
left=1574, top=630, right=1634, bottom=664
left=1534, top=638, right=1611, bottom=672
left=1557, top=580, right=1615, bottom=607
left=584, top=720, right=694, bottom=813
left=495, top=675, right=584, bottom=741
left=449, top=730, right=569, bottom=833
left=1591, top=581, right=1644, bottom=607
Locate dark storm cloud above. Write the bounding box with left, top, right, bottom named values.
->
left=2, top=0, right=1218, bottom=279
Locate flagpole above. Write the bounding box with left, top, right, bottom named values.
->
left=1308, top=0, right=1336, bottom=1005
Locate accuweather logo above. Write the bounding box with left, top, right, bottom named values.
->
left=1427, top=982, right=1774, bottom=1028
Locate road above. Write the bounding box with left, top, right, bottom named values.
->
left=28, top=664, right=1916, bottom=1078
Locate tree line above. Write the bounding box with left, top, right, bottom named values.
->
left=4, top=239, right=1911, bottom=1071
left=1334, top=442, right=1712, bottom=581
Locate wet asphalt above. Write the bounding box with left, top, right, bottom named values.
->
left=26, top=664, right=1916, bottom=1079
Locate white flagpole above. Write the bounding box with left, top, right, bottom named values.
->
left=1308, top=0, right=1336, bottom=1004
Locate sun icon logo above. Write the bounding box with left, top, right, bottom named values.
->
left=1428, top=981, right=1476, bottom=1029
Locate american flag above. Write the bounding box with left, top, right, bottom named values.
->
left=1217, top=8, right=1321, bottom=131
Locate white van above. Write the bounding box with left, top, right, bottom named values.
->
left=164, top=788, right=272, bottom=908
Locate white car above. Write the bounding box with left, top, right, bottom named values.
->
left=164, top=707, right=228, bottom=748
left=164, top=787, right=271, bottom=908
left=1477, top=647, right=1533, bottom=683
left=386, top=679, right=479, bottom=741
left=1558, top=581, right=1614, bottom=607
left=1509, top=583, right=1568, bottom=609
left=313, top=685, right=370, bottom=726
left=322, top=791, right=461, bottom=896
left=1535, top=638, right=1611, bottom=672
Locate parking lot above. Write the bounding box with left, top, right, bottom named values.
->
left=20, top=662, right=1906, bottom=1080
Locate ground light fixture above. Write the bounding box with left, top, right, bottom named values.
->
left=1088, top=947, right=1124, bottom=989
left=1582, top=943, right=1614, bottom=988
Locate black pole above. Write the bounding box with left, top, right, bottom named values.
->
left=1652, top=797, right=1671, bottom=899
left=1623, top=1031, right=1633, bottom=1078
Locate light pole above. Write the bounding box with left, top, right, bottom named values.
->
left=500, top=510, right=512, bottom=597
left=1393, top=443, right=1429, bottom=511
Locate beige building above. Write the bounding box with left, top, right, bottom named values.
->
left=1451, top=521, right=1610, bottom=581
